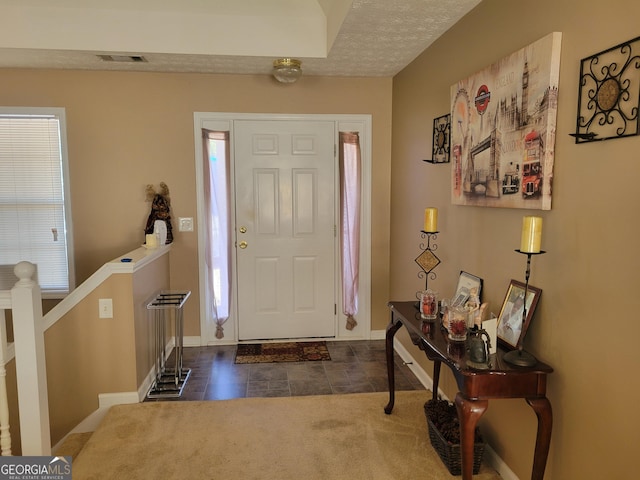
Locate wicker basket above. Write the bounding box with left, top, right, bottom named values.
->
left=424, top=403, right=485, bottom=476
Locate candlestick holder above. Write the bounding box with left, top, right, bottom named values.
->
left=503, top=249, right=545, bottom=367
left=415, top=231, right=441, bottom=291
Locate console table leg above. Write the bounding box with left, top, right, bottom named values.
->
left=526, top=396, right=553, bottom=480
left=431, top=361, right=441, bottom=400
left=384, top=317, right=403, bottom=414
left=455, top=393, right=488, bottom=480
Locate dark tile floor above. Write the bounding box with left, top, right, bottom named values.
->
left=152, top=340, right=425, bottom=401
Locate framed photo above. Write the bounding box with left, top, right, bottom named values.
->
left=426, top=113, right=450, bottom=164
left=451, top=271, right=482, bottom=307
left=496, top=280, right=542, bottom=350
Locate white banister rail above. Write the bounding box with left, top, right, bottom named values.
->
left=0, top=261, right=51, bottom=456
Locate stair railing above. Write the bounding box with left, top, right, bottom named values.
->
left=0, top=261, right=51, bottom=456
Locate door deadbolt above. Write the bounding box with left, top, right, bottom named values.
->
left=239, top=226, right=247, bottom=234
left=238, top=241, right=248, bottom=249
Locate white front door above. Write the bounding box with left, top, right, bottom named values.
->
left=234, top=120, right=336, bottom=340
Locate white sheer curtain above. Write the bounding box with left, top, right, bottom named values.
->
left=202, top=130, right=231, bottom=339
left=339, top=132, right=361, bottom=330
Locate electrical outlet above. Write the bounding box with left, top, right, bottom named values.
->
left=99, top=298, right=113, bottom=318
left=179, top=217, right=194, bottom=232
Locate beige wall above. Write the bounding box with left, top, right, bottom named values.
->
left=41, top=253, right=169, bottom=447
left=44, top=273, right=137, bottom=444
left=0, top=71, right=393, bottom=337
left=391, top=0, right=639, bottom=478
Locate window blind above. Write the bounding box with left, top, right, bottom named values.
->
left=0, top=112, right=72, bottom=295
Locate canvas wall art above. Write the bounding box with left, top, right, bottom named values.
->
left=450, top=32, right=562, bottom=210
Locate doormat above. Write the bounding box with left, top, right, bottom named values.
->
left=234, top=341, right=331, bottom=364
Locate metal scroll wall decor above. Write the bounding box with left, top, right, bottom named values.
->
left=572, top=36, right=640, bottom=143
left=425, top=114, right=451, bottom=164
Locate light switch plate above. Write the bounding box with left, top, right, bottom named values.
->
left=178, top=217, right=194, bottom=232
left=99, top=298, right=113, bottom=318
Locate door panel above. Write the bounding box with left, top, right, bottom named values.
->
left=235, top=120, right=336, bottom=340
left=255, top=169, right=278, bottom=235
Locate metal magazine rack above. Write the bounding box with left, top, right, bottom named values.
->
left=146, top=290, right=191, bottom=399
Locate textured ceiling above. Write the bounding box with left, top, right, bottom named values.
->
left=0, top=0, right=481, bottom=77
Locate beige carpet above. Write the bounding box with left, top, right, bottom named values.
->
left=71, top=391, right=501, bottom=480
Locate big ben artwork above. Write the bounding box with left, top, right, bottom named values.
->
left=450, top=32, right=562, bottom=210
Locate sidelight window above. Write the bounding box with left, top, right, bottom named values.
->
left=202, top=130, right=230, bottom=339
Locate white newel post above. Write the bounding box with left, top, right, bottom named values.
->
left=11, top=262, right=51, bottom=455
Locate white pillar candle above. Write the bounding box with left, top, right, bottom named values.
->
left=146, top=233, right=158, bottom=248
left=423, top=208, right=438, bottom=232
left=520, top=216, right=542, bottom=253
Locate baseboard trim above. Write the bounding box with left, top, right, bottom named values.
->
left=52, top=391, right=140, bottom=454
left=195, top=334, right=385, bottom=346
left=138, top=367, right=157, bottom=402
left=184, top=335, right=202, bottom=347
left=369, top=329, right=386, bottom=340
left=484, top=444, right=519, bottom=480
left=392, top=337, right=439, bottom=396
left=98, top=391, right=139, bottom=408
left=392, top=338, right=518, bottom=480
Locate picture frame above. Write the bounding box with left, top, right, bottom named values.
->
left=426, top=113, right=450, bottom=164
left=451, top=271, right=483, bottom=307
left=496, top=280, right=542, bottom=350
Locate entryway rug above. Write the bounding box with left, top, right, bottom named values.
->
left=234, top=341, right=331, bottom=364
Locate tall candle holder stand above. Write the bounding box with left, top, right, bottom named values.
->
left=415, top=231, right=441, bottom=291
left=503, top=249, right=545, bottom=367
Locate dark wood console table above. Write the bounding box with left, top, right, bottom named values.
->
left=385, top=301, right=553, bottom=480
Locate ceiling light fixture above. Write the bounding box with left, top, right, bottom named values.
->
left=273, top=58, right=302, bottom=84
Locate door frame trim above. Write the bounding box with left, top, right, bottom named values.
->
left=193, top=112, right=372, bottom=344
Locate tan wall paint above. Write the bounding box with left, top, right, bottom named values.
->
left=0, top=71, right=393, bottom=337
left=391, top=0, right=639, bottom=479
left=41, top=254, right=169, bottom=446
left=44, top=274, right=137, bottom=444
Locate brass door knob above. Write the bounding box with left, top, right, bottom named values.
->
left=239, top=226, right=247, bottom=234
left=238, top=241, right=248, bottom=249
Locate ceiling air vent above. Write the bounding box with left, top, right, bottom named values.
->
left=97, top=54, right=148, bottom=63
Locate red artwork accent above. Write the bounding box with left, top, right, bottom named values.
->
left=475, top=85, right=491, bottom=113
